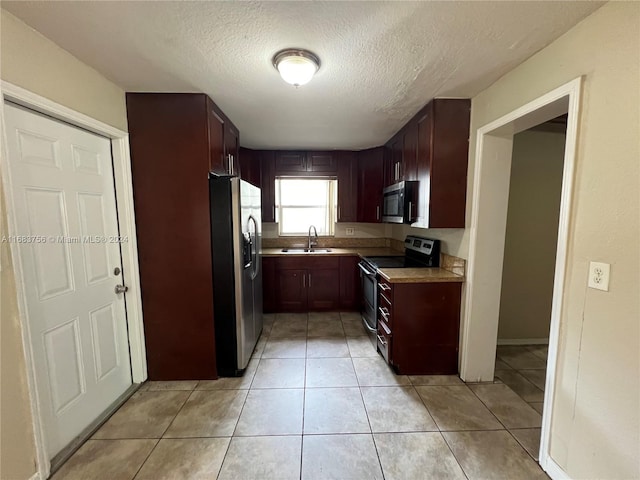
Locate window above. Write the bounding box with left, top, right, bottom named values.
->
left=276, top=178, right=337, bottom=236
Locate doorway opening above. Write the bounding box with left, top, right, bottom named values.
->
left=493, top=115, right=568, bottom=460
left=459, top=78, right=582, bottom=475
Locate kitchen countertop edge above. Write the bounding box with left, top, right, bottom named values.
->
left=262, top=247, right=464, bottom=283
left=377, top=267, right=464, bottom=283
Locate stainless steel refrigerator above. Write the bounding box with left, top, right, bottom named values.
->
left=209, top=174, right=263, bottom=376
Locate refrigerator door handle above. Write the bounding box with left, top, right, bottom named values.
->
left=247, top=215, right=259, bottom=280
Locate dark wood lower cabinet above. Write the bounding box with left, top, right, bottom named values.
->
left=277, top=269, right=307, bottom=311
left=339, top=256, right=361, bottom=310
left=262, top=255, right=360, bottom=313
left=379, top=280, right=462, bottom=375
left=307, top=269, right=340, bottom=310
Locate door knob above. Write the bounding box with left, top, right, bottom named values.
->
left=115, top=284, right=128, bottom=294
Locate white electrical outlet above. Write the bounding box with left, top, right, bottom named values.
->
left=588, top=261, right=610, bottom=291
left=345, top=227, right=355, bottom=236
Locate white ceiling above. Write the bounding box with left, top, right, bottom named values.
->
left=3, top=1, right=603, bottom=149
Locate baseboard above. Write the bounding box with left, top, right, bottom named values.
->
left=541, top=455, right=570, bottom=480
left=497, top=338, right=549, bottom=345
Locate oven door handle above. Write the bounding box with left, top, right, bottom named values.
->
left=361, top=315, right=377, bottom=333
left=357, top=261, right=376, bottom=277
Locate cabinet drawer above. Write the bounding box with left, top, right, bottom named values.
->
left=377, top=320, right=392, bottom=364
left=379, top=290, right=392, bottom=308
left=378, top=279, right=393, bottom=296
left=378, top=304, right=392, bottom=328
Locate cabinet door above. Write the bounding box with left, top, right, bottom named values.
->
left=339, top=256, right=361, bottom=310
left=208, top=104, right=226, bottom=175
left=239, top=148, right=261, bottom=187
left=337, top=151, right=357, bottom=222
left=307, top=151, right=337, bottom=174
left=391, top=136, right=403, bottom=183
left=357, top=147, right=384, bottom=223
left=275, top=151, right=307, bottom=173
left=429, top=99, right=470, bottom=228
left=276, top=269, right=307, bottom=311
left=260, top=151, right=276, bottom=222
left=307, top=269, right=340, bottom=310
left=402, top=122, right=418, bottom=181
left=224, top=123, right=240, bottom=177
left=416, top=108, right=433, bottom=226
left=262, top=257, right=277, bottom=313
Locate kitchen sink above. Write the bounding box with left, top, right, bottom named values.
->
left=280, top=248, right=332, bottom=253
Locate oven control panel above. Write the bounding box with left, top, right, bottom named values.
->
left=404, top=235, right=439, bottom=256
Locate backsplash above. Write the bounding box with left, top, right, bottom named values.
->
left=262, top=236, right=390, bottom=248
left=262, top=222, right=392, bottom=240
left=441, top=253, right=466, bottom=277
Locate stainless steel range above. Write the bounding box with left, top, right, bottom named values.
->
left=358, top=236, right=440, bottom=340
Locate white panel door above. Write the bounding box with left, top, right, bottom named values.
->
left=3, top=103, right=132, bottom=458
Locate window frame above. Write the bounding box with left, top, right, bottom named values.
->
left=275, top=176, right=337, bottom=236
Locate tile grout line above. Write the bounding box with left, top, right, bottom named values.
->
left=350, top=350, right=387, bottom=479
left=217, top=327, right=268, bottom=480
left=130, top=385, right=196, bottom=480
left=466, top=381, right=546, bottom=472
left=440, top=430, right=471, bottom=480
left=130, top=438, right=161, bottom=480
left=300, top=313, right=309, bottom=480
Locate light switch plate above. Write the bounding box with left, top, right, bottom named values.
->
left=345, top=227, right=355, bottom=236
left=588, top=261, right=610, bottom=291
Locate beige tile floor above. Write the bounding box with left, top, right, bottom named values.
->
left=53, top=313, right=549, bottom=480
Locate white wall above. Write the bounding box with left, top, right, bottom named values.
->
left=391, top=224, right=465, bottom=256
left=497, top=130, right=566, bottom=342
left=467, top=3, right=639, bottom=478
left=0, top=10, right=128, bottom=479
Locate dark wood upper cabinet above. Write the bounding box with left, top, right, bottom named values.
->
left=239, top=147, right=261, bottom=188
left=415, top=99, right=469, bottom=228
left=384, top=98, right=470, bottom=228
left=337, top=151, right=358, bottom=222
left=402, top=122, right=418, bottom=181
left=126, top=92, right=238, bottom=380
left=275, top=151, right=307, bottom=173
left=259, top=151, right=276, bottom=222
left=306, top=151, right=337, bottom=173
left=357, top=147, right=384, bottom=223
left=224, top=122, right=240, bottom=177
left=207, top=100, right=225, bottom=175
left=274, top=151, right=338, bottom=176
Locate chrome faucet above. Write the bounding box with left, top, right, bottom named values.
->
left=308, top=225, right=318, bottom=250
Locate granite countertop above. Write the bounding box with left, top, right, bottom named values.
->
left=262, top=245, right=465, bottom=283
left=377, top=267, right=464, bottom=284
left=261, top=247, right=403, bottom=258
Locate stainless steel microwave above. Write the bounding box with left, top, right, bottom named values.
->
left=382, top=181, right=419, bottom=223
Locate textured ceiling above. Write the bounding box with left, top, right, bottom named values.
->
left=3, top=1, right=603, bottom=149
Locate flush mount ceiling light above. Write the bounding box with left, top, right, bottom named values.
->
left=272, top=49, right=320, bottom=87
